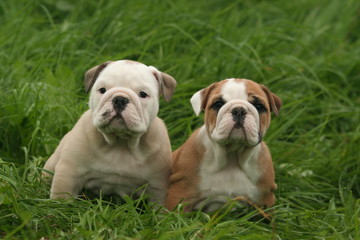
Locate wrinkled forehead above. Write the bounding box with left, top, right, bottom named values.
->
left=95, top=61, right=157, bottom=90
left=217, top=78, right=265, bottom=101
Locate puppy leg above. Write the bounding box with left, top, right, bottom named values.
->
left=258, top=187, right=276, bottom=207
left=256, top=144, right=277, bottom=207
left=165, top=181, right=195, bottom=212
left=50, top=164, right=84, bottom=199
left=43, top=148, right=61, bottom=182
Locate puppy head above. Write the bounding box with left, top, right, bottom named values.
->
left=191, top=79, right=281, bottom=146
left=84, top=60, right=176, bottom=139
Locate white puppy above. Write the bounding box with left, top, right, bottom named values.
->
left=43, top=60, right=176, bottom=204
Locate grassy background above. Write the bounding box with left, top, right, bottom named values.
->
left=1, top=0, right=359, bottom=239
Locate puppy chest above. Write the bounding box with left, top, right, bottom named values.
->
left=89, top=148, right=150, bottom=175
left=199, top=164, right=260, bottom=200
left=82, top=152, right=151, bottom=193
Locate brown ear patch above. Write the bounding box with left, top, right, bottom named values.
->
left=84, top=61, right=113, bottom=93
left=159, top=72, right=177, bottom=101
left=200, top=83, right=217, bottom=110
left=260, top=85, right=282, bottom=116
left=151, top=69, right=177, bottom=102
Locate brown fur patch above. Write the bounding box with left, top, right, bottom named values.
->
left=243, top=79, right=272, bottom=136
left=202, top=80, right=228, bottom=136
left=84, top=61, right=113, bottom=93
left=150, top=69, right=177, bottom=102
left=255, top=142, right=277, bottom=207
left=165, top=129, right=205, bottom=211
left=260, top=84, right=282, bottom=116
left=158, top=72, right=177, bottom=102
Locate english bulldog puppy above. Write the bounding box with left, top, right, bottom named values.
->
left=43, top=60, right=176, bottom=204
left=165, top=78, right=281, bottom=212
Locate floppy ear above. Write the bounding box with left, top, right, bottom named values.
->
left=190, top=84, right=215, bottom=116
left=84, top=61, right=113, bottom=93
left=149, top=66, right=177, bottom=101
left=261, top=85, right=282, bottom=116
left=190, top=90, right=202, bottom=116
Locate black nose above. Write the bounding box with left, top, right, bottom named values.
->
left=232, top=107, right=246, bottom=119
left=112, top=96, right=129, bottom=112
left=232, top=107, right=246, bottom=128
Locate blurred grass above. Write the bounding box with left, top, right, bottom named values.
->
left=0, top=0, right=359, bottom=239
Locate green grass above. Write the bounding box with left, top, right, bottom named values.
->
left=1, top=0, right=359, bottom=239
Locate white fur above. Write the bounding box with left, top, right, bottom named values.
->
left=221, top=79, right=248, bottom=101
left=43, top=60, right=172, bottom=204
left=190, top=90, right=202, bottom=116
left=195, top=126, right=263, bottom=210
left=90, top=61, right=160, bottom=142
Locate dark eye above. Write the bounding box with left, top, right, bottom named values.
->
left=139, top=91, right=148, bottom=98
left=99, top=88, right=106, bottom=94
left=253, top=103, right=266, bottom=113
left=211, top=99, right=225, bottom=111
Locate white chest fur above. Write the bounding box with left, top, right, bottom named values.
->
left=197, top=127, right=262, bottom=209
left=81, top=144, right=152, bottom=196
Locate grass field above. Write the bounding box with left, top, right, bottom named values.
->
left=1, top=0, right=360, bottom=239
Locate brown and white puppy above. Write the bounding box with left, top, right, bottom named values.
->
left=165, top=78, right=281, bottom=212
left=43, top=60, right=176, bottom=204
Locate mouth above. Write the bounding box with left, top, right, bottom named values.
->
left=101, top=109, right=123, bottom=120
left=107, top=111, right=126, bottom=124
left=211, top=112, right=262, bottom=147
left=92, top=89, right=148, bottom=136
left=233, top=121, right=243, bottom=129
left=101, top=109, right=112, bottom=118
left=110, top=113, right=124, bottom=121
left=96, top=107, right=145, bottom=135
left=96, top=108, right=125, bottom=128
left=219, top=126, right=262, bottom=148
